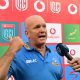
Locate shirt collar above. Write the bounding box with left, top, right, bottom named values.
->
left=45, top=45, right=51, bottom=53
left=24, top=42, right=51, bottom=53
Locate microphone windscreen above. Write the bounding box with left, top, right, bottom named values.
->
left=56, top=43, right=69, bottom=56
left=56, top=43, right=73, bottom=60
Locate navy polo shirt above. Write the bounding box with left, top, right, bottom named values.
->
left=8, top=43, right=63, bottom=80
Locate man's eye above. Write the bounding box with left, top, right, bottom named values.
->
left=43, top=25, right=46, bottom=28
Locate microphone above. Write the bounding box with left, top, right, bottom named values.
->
left=56, top=43, right=73, bottom=60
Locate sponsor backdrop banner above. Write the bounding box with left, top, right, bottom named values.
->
left=0, top=0, right=80, bottom=80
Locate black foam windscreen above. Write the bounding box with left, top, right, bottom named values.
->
left=56, top=43, right=73, bottom=60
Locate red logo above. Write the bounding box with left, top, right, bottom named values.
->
left=70, top=49, right=76, bottom=56
left=50, top=28, right=56, bottom=34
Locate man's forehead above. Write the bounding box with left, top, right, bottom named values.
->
left=25, top=15, right=46, bottom=28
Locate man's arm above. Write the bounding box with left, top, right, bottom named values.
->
left=0, top=37, right=24, bottom=80
left=0, top=49, right=16, bottom=80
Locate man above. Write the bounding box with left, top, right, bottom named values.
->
left=7, top=15, right=63, bottom=80
left=0, top=15, right=80, bottom=80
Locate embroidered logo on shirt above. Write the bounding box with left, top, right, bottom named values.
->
left=52, top=58, right=60, bottom=66
left=26, top=59, right=37, bottom=64
left=24, top=44, right=30, bottom=50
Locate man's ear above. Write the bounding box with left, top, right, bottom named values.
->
left=25, top=31, right=30, bottom=38
left=25, top=31, right=28, bottom=36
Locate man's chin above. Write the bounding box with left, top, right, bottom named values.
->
left=38, top=41, right=46, bottom=45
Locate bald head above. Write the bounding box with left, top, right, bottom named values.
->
left=24, top=15, right=45, bottom=31
left=24, top=15, right=47, bottom=46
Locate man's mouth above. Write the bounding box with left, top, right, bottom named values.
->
left=38, top=35, right=46, bottom=38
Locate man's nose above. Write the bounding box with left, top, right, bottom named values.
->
left=40, top=26, right=46, bottom=31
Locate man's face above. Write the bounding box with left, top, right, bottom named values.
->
left=26, top=18, right=47, bottom=45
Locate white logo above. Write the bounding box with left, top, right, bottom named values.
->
left=34, top=0, right=45, bottom=12
left=26, top=59, right=37, bottom=64
left=68, top=4, right=78, bottom=15
left=50, top=1, right=61, bottom=13
left=1, top=24, right=15, bottom=41
left=15, top=0, right=28, bottom=11
left=0, top=0, right=9, bottom=10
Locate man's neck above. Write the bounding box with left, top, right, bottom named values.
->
left=29, top=42, right=46, bottom=56
left=36, top=45, right=46, bottom=57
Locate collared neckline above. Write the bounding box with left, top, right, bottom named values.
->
left=24, top=42, right=51, bottom=53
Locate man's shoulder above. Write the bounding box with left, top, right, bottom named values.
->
left=14, top=44, right=31, bottom=59
left=15, top=47, right=27, bottom=57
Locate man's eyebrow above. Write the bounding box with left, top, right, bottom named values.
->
left=33, top=24, right=41, bottom=29
left=33, top=23, right=46, bottom=29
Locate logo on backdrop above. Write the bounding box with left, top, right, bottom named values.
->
left=15, top=0, right=28, bottom=11
left=63, top=24, right=80, bottom=43
left=50, top=28, right=56, bottom=34
left=70, top=49, right=76, bottom=56
left=68, top=4, right=78, bottom=15
left=0, top=22, right=19, bottom=43
left=50, top=1, right=61, bottom=13
left=0, top=0, right=9, bottom=10
left=64, top=45, right=80, bottom=64
left=46, top=23, right=62, bottom=43
left=34, top=0, right=45, bottom=12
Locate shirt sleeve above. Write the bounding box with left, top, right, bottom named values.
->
left=8, top=57, right=17, bottom=79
